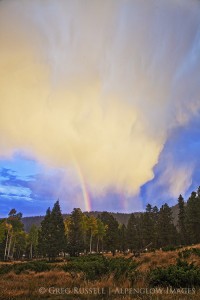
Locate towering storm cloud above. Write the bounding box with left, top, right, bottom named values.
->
left=0, top=0, right=200, bottom=202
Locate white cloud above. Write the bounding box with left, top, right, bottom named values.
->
left=0, top=0, right=200, bottom=199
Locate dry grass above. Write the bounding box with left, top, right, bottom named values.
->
left=105, top=244, right=200, bottom=272
left=1, top=244, right=200, bottom=299
left=0, top=271, right=76, bottom=299
left=1, top=271, right=200, bottom=300
left=136, top=250, right=178, bottom=272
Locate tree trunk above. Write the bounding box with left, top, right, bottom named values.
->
left=30, top=243, right=33, bottom=259
left=4, top=231, right=9, bottom=260
left=11, top=237, right=16, bottom=259
left=96, top=236, right=99, bottom=253
left=7, top=232, right=13, bottom=259
left=89, top=233, right=93, bottom=253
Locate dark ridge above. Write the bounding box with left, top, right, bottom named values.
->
left=22, top=204, right=178, bottom=232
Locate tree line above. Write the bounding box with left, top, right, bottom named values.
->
left=0, top=187, right=200, bottom=260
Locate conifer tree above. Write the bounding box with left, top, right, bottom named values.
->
left=50, top=200, right=66, bottom=258
left=186, top=191, right=200, bottom=244
left=100, top=212, right=119, bottom=256
left=152, top=206, right=159, bottom=247
left=119, top=223, right=127, bottom=254
left=38, top=207, right=53, bottom=260
left=67, top=208, right=85, bottom=256
left=157, top=203, right=178, bottom=247
left=178, top=194, right=187, bottom=245
left=38, top=201, right=66, bottom=260
left=141, top=204, right=155, bottom=247
left=126, top=214, right=140, bottom=252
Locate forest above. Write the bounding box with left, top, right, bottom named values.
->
left=1, top=189, right=200, bottom=299
left=0, top=188, right=200, bottom=261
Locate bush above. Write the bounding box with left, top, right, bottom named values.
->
left=149, top=259, right=200, bottom=288
left=107, top=257, right=137, bottom=281
left=178, top=248, right=200, bottom=259
left=63, top=255, right=108, bottom=280
left=62, top=255, right=138, bottom=281
left=192, top=248, right=200, bottom=257
left=0, top=261, right=51, bottom=275
left=162, top=245, right=181, bottom=252
left=0, top=264, right=13, bottom=275
left=14, top=261, right=51, bottom=274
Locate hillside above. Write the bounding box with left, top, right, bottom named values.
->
left=1, top=244, right=200, bottom=299
left=22, top=204, right=179, bottom=232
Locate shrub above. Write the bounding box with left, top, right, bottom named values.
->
left=62, top=255, right=138, bottom=281
left=62, top=255, right=108, bottom=280
left=192, top=248, right=200, bottom=257
left=0, top=261, right=51, bottom=275
left=14, top=261, right=51, bottom=274
left=178, top=248, right=200, bottom=259
left=107, top=257, right=137, bottom=281
left=162, top=245, right=181, bottom=252
left=0, top=264, right=13, bottom=275
left=149, top=259, right=200, bottom=288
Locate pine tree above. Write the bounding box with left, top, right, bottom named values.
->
left=126, top=214, right=140, bottom=252
left=152, top=206, right=159, bottom=248
left=157, top=203, right=178, bottom=247
left=178, top=194, right=187, bottom=245
left=100, top=212, right=119, bottom=256
left=186, top=191, right=200, bottom=244
left=38, top=201, right=66, bottom=260
left=50, top=200, right=66, bottom=258
left=119, top=224, right=127, bottom=254
left=38, top=207, right=53, bottom=260
left=141, top=204, right=155, bottom=248
left=67, top=208, right=85, bottom=256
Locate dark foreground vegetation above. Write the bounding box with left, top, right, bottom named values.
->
left=0, top=187, right=200, bottom=298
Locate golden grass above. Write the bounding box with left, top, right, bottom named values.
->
left=105, top=243, right=200, bottom=272
left=0, top=270, right=200, bottom=299
left=1, top=244, right=200, bottom=299
left=0, top=272, right=200, bottom=300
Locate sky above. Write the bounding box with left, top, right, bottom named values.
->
left=0, top=0, right=200, bottom=217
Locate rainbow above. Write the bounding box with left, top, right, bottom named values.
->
left=73, top=160, right=91, bottom=212
left=120, top=192, right=128, bottom=212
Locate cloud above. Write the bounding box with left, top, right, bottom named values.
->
left=0, top=0, right=200, bottom=199
left=0, top=159, right=88, bottom=214
left=148, top=156, right=193, bottom=202
left=141, top=118, right=200, bottom=206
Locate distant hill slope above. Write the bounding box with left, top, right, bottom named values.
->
left=22, top=205, right=179, bottom=232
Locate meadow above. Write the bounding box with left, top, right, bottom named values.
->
left=1, top=244, right=200, bottom=300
